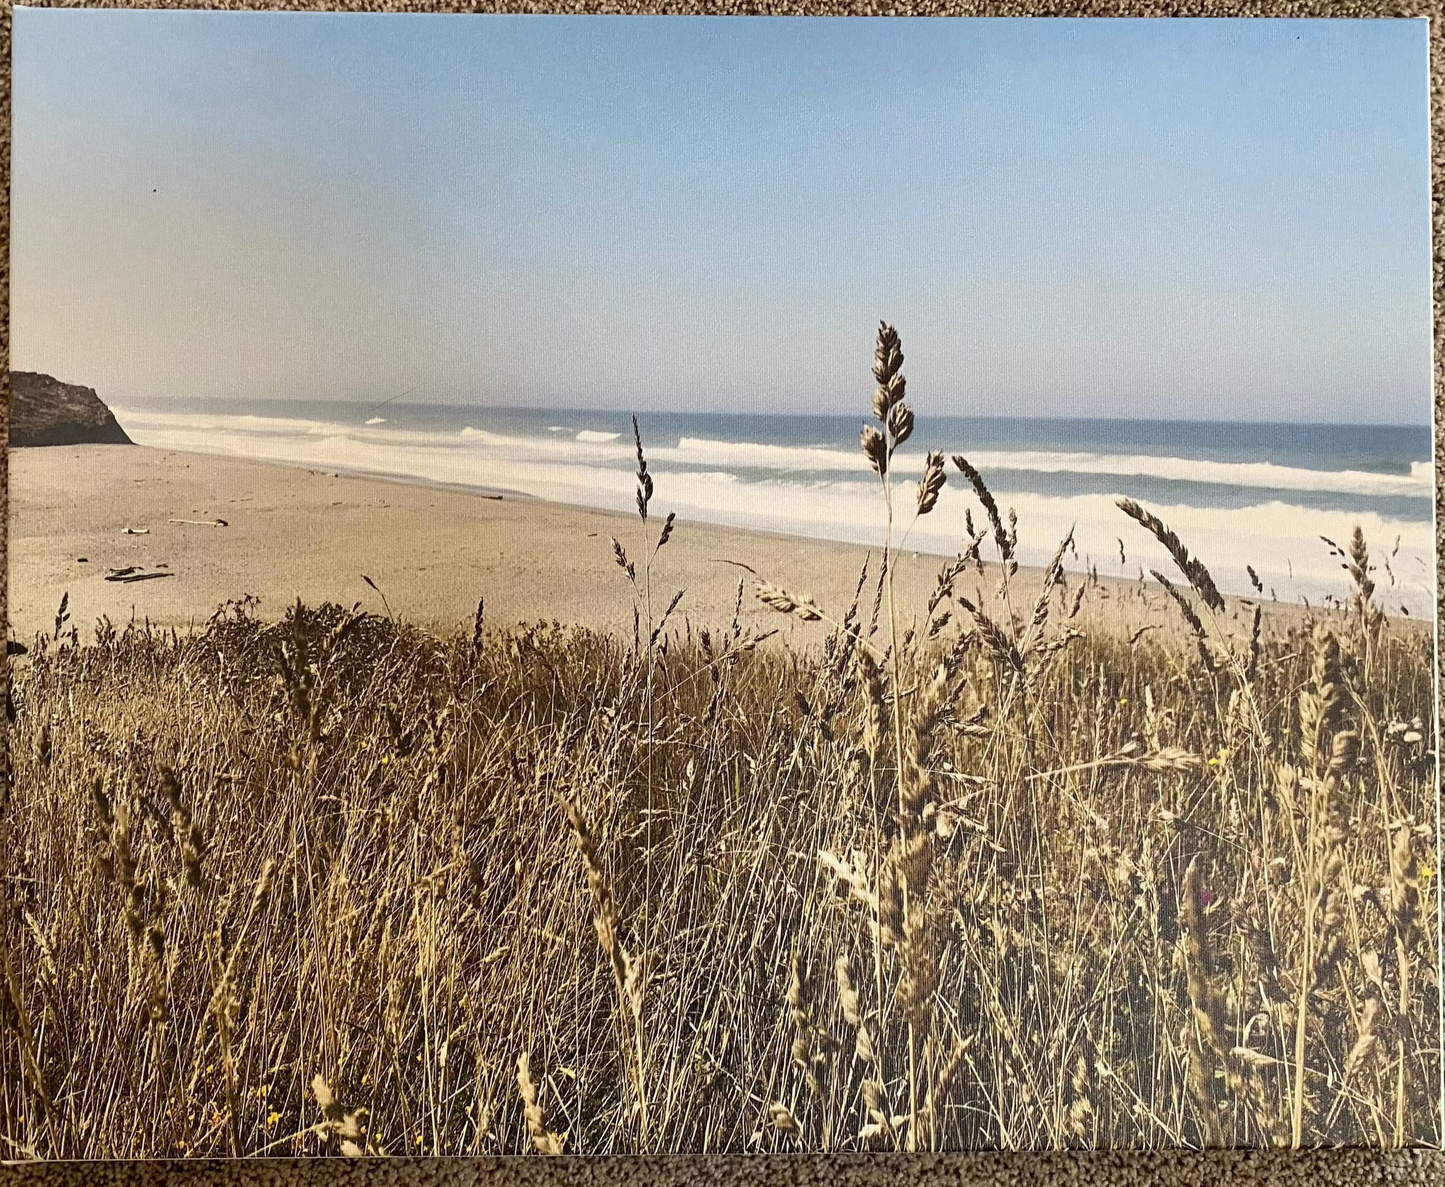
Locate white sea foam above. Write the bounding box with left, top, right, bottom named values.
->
left=116, top=407, right=346, bottom=437
left=672, top=436, right=865, bottom=472
left=672, top=437, right=1432, bottom=498
left=119, top=410, right=1428, bottom=500
left=459, top=426, right=513, bottom=446
left=365, top=417, right=387, bottom=426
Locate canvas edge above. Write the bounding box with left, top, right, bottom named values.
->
left=0, top=1, right=1440, bottom=1178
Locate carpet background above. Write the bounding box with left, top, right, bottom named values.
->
left=1, top=0, right=1442, bottom=1182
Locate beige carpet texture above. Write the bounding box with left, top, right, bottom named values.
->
left=2, top=1, right=1444, bottom=1184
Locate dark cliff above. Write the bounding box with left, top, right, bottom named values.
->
left=9, top=372, right=133, bottom=447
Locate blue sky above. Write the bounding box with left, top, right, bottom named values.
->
left=10, top=12, right=1433, bottom=422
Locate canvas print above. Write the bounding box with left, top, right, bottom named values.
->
left=3, top=12, right=1439, bottom=1157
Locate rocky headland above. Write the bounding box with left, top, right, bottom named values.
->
left=9, top=371, right=132, bottom=447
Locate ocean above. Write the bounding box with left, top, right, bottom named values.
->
left=110, top=399, right=1437, bottom=617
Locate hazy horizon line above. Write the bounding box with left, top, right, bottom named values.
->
left=110, top=393, right=1435, bottom=432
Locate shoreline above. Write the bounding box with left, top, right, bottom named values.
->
left=7, top=443, right=1396, bottom=647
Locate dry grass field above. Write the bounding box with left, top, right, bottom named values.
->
left=1, top=327, right=1438, bottom=1158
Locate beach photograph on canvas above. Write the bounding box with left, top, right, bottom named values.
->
left=3, top=12, right=1439, bottom=1156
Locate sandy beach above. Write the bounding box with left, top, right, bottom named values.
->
left=5, top=444, right=953, bottom=643
left=8, top=443, right=1292, bottom=648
